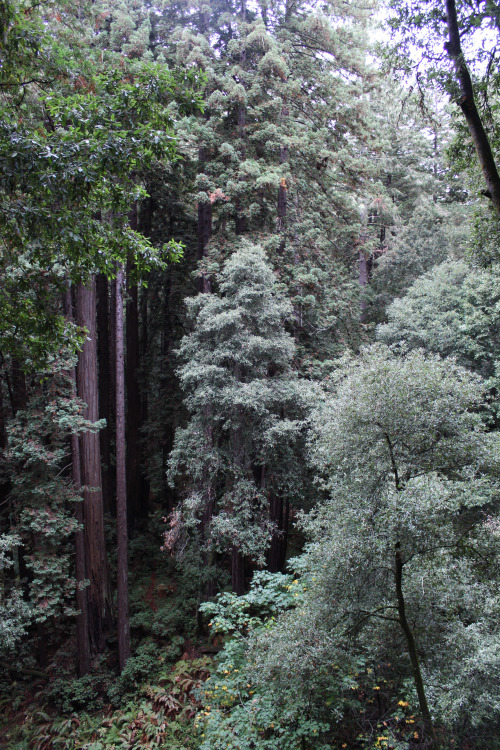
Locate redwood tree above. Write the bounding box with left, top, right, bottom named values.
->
left=77, top=279, right=112, bottom=657
left=115, top=266, right=131, bottom=671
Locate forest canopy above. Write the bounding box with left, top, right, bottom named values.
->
left=0, top=0, right=499, bottom=748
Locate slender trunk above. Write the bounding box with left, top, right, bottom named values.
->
left=139, top=284, right=150, bottom=509
left=96, top=274, right=113, bottom=515
left=126, top=256, right=145, bottom=526
left=445, top=0, right=500, bottom=213
left=109, top=278, right=117, bottom=436
left=359, top=249, right=372, bottom=323
left=277, top=116, right=288, bottom=254
left=235, top=101, right=247, bottom=235
left=230, top=380, right=246, bottom=594
left=231, top=546, right=245, bottom=596
left=201, top=477, right=216, bottom=599
left=395, top=545, right=438, bottom=748
left=277, top=176, right=287, bottom=255
left=127, top=204, right=146, bottom=526
left=267, top=494, right=289, bottom=573
left=139, top=199, right=151, bottom=502
left=65, top=288, right=91, bottom=676
left=197, top=202, right=213, bottom=292
left=161, top=274, right=176, bottom=511
left=71, top=425, right=91, bottom=675
left=76, top=278, right=111, bottom=657
left=115, top=266, right=131, bottom=672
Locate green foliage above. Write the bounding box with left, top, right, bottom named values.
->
left=49, top=673, right=104, bottom=714
left=200, top=570, right=296, bottom=634
left=289, top=345, right=499, bottom=742
left=369, top=203, right=467, bottom=321
left=8, top=658, right=210, bottom=749
left=193, top=344, right=500, bottom=748
left=377, top=260, right=500, bottom=391
left=0, top=0, right=204, bottom=368
left=0, top=533, right=32, bottom=651
left=159, top=0, right=378, bottom=363
left=168, top=243, right=317, bottom=570
left=385, top=0, right=500, bottom=239
left=0, top=350, right=106, bottom=653
left=196, top=571, right=334, bottom=750
left=2, top=2, right=500, bottom=749
left=126, top=524, right=204, bottom=643
left=313, top=344, right=494, bottom=488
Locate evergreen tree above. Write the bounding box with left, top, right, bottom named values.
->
left=197, top=345, right=500, bottom=749
left=0, top=0, right=203, bottom=671
left=168, top=243, right=316, bottom=593
left=132, top=0, right=379, bottom=363
left=377, top=259, right=500, bottom=421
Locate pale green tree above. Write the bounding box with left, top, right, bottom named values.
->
left=203, top=345, right=500, bottom=749
left=377, top=260, right=500, bottom=390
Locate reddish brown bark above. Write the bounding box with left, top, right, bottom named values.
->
left=277, top=140, right=288, bottom=254
left=76, top=278, right=111, bottom=657
left=359, top=249, right=373, bottom=324
left=96, top=273, right=114, bottom=515
left=127, top=204, right=148, bottom=525
left=71, top=424, right=91, bottom=676
left=126, top=256, right=145, bottom=526
left=115, top=266, right=131, bottom=671
left=65, top=288, right=91, bottom=676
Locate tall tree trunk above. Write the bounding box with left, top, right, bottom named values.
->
left=77, top=278, right=111, bottom=657
left=127, top=204, right=146, bottom=526
left=277, top=107, right=289, bottom=254
left=115, top=266, right=131, bottom=671
left=71, top=423, right=91, bottom=676
left=445, top=0, right=500, bottom=214
left=231, top=546, right=245, bottom=596
left=395, top=545, right=439, bottom=748
left=235, top=15, right=248, bottom=236
left=96, top=273, right=114, bottom=515
left=139, top=283, right=150, bottom=509
left=267, top=494, right=289, bottom=573
left=201, top=484, right=216, bottom=599
left=139, top=199, right=151, bottom=501
left=65, top=288, right=91, bottom=676
left=268, top=133, right=290, bottom=556
left=359, top=249, right=373, bottom=323
left=126, top=256, right=145, bottom=527
left=160, top=274, right=176, bottom=512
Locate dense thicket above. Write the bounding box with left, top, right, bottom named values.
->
left=1, top=0, right=500, bottom=747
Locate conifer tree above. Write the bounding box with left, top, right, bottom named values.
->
left=122, top=0, right=379, bottom=364
left=168, top=243, right=315, bottom=593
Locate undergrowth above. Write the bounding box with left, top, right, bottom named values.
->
left=3, top=657, right=211, bottom=749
